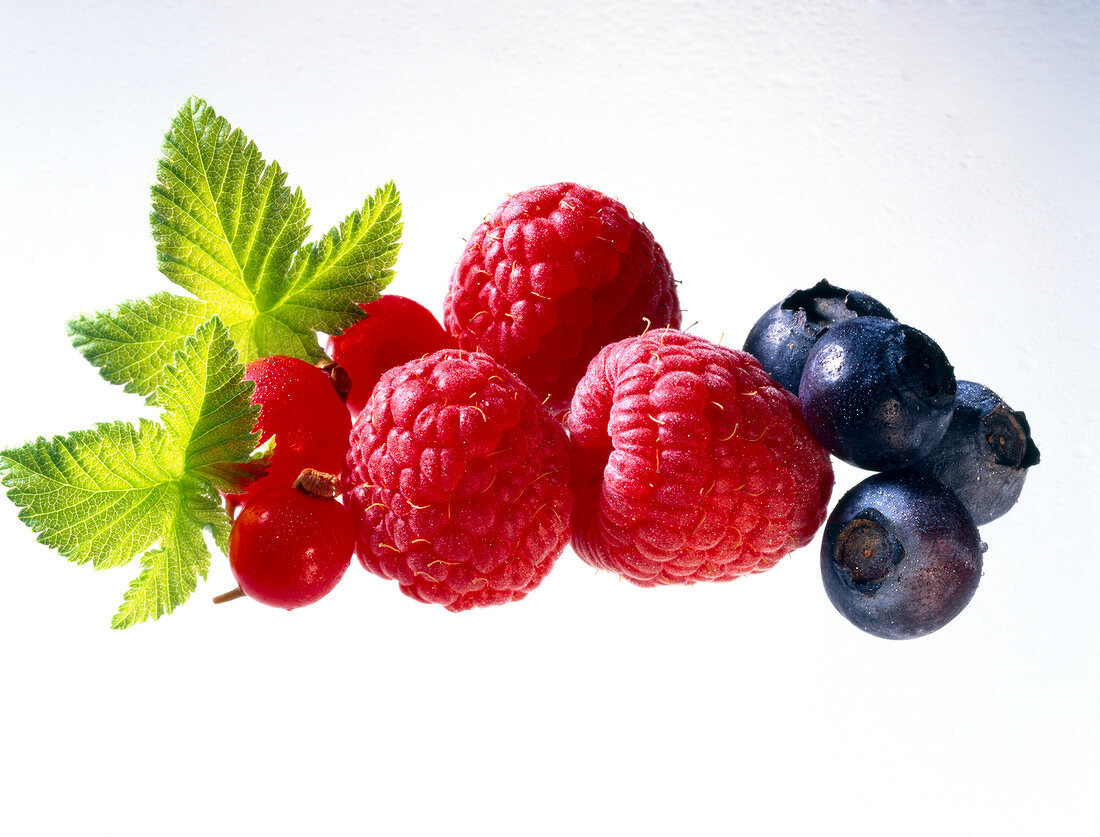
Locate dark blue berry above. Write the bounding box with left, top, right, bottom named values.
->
left=821, top=471, right=984, bottom=640
left=799, top=316, right=956, bottom=470
left=909, top=381, right=1040, bottom=525
left=742, top=279, right=895, bottom=394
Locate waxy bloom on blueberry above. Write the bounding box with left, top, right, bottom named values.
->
left=799, top=317, right=956, bottom=471
left=910, top=380, right=1040, bottom=525
left=821, top=471, right=984, bottom=640
left=743, top=279, right=896, bottom=394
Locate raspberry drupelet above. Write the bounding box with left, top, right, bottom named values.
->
left=343, top=349, right=573, bottom=611
left=444, top=182, right=680, bottom=413
left=567, top=330, right=833, bottom=586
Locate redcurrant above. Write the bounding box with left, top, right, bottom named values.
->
left=230, top=355, right=352, bottom=504
left=225, top=470, right=355, bottom=609
left=326, top=295, right=454, bottom=418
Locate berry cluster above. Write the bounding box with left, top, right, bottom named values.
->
left=219, top=296, right=455, bottom=609
left=744, top=280, right=1040, bottom=639
left=220, top=186, right=1037, bottom=643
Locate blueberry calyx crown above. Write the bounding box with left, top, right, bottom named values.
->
left=833, top=509, right=900, bottom=588
left=780, top=279, right=894, bottom=335
left=743, top=280, right=897, bottom=395
left=892, top=325, right=957, bottom=410
left=983, top=403, right=1040, bottom=470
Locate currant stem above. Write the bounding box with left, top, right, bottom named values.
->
left=317, top=359, right=353, bottom=401
left=293, top=468, right=340, bottom=498
left=212, top=586, right=246, bottom=604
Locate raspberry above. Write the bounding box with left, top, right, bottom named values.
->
left=326, top=295, right=455, bottom=419
left=444, top=182, right=680, bottom=412
left=567, top=330, right=833, bottom=585
left=343, top=349, right=573, bottom=611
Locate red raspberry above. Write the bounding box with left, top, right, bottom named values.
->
left=326, top=295, right=455, bottom=419
left=343, top=349, right=573, bottom=611
left=567, top=330, right=833, bottom=585
left=444, top=182, right=680, bottom=412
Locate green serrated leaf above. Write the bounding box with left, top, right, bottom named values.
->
left=157, top=317, right=267, bottom=492
left=78, top=98, right=401, bottom=394
left=151, top=97, right=310, bottom=317
left=67, top=293, right=215, bottom=403
left=146, top=97, right=399, bottom=361
left=185, top=474, right=235, bottom=556
left=111, top=488, right=212, bottom=629
left=0, top=421, right=179, bottom=569
left=238, top=309, right=331, bottom=366
left=2, top=316, right=266, bottom=627
left=276, top=181, right=401, bottom=332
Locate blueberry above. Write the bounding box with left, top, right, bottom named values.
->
left=821, top=471, right=984, bottom=640
left=909, top=381, right=1040, bottom=525
left=799, top=316, right=956, bottom=470
left=743, top=279, right=895, bottom=394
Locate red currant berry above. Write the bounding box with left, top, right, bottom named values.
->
left=326, top=295, right=454, bottom=418
left=230, top=355, right=352, bottom=504
left=225, top=470, right=355, bottom=609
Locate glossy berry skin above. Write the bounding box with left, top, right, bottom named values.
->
left=821, top=471, right=984, bottom=640
left=444, top=182, right=680, bottom=412
left=909, top=381, right=1040, bottom=525
left=743, top=279, right=895, bottom=394
left=326, top=295, right=455, bottom=419
left=567, top=330, right=833, bottom=585
left=231, top=355, right=352, bottom=502
left=228, top=483, right=355, bottom=609
left=799, top=317, right=956, bottom=471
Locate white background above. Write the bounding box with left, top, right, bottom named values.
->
left=1, top=1, right=1096, bottom=834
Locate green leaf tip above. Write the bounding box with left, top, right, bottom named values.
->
left=68, top=293, right=216, bottom=404
left=109, top=489, right=215, bottom=630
